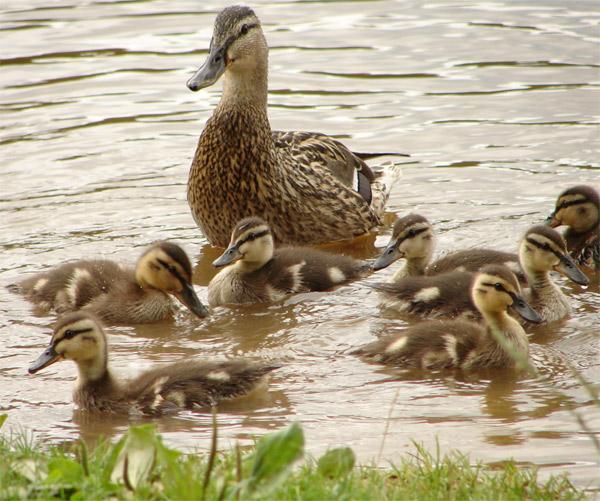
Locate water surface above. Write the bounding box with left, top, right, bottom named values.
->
left=1, top=0, right=599, bottom=490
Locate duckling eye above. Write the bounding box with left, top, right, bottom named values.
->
left=407, top=229, right=416, bottom=238
left=240, top=24, right=249, bottom=35
left=63, top=329, right=76, bottom=340
left=494, top=283, right=503, bottom=291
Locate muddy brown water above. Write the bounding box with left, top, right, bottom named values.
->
left=1, top=0, right=599, bottom=490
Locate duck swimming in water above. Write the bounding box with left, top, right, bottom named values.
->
left=186, top=5, right=401, bottom=247
left=207, top=216, right=371, bottom=306
left=10, top=242, right=208, bottom=324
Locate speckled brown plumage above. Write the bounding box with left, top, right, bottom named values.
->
left=186, top=6, right=397, bottom=247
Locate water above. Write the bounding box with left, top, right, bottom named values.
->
left=1, top=0, right=599, bottom=490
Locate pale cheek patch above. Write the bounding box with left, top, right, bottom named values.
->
left=414, top=286, right=440, bottom=302
left=207, top=370, right=231, bottom=382
left=328, top=267, right=346, bottom=284
left=385, top=335, right=408, bottom=353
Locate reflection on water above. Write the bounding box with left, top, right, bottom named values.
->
left=0, top=0, right=599, bottom=490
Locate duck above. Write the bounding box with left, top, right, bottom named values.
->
left=353, top=264, right=541, bottom=370
left=546, top=185, right=599, bottom=270
left=207, top=216, right=371, bottom=306
left=371, top=225, right=588, bottom=324
left=373, top=213, right=523, bottom=282
left=185, top=5, right=402, bottom=248
left=28, top=312, right=279, bottom=415
left=9, top=241, right=208, bottom=324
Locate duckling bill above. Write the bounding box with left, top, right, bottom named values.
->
left=10, top=242, right=208, bottom=324
left=207, top=216, right=371, bottom=306
left=29, top=312, right=278, bottom=415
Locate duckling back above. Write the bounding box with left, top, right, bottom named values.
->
left=371, top=271, right=477, bottom=320
left=428, top=249, right=524, bottom=283
left=11, top=260, right=172, bottom=324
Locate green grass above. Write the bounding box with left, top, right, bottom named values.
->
left=0, top=413, right=582, bottom=500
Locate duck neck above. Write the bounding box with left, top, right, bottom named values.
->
left=482, top=310, right=529, bottom=357
left=77, top=357, right=108, bottom=385
left=392, top=257, right=428, bottom=281
left=525, top=269, right=561, bottom=301
left=219, top=62, right=269, bottom=112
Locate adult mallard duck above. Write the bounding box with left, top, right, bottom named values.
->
left=9, top=242, right=208, bottom=323
left=354, top=265, right=541, bottom=370
left=207, top=216, right=371, bottom=306
left=546, top=185, right=599, bottom=270
left=28, top=312, right=279, bottom=415
left=371, top=225, right=587, bottom=324
left=186, top=5, right=402, bottom=247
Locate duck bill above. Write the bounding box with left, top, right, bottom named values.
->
left=373, top=240, right=402, bottom=271
left=29, top=345, right=61, bottom=374
left=555, top=255, right=589, bottom=285
left=545, top=212, right=560, bottom=228
left=510, top=293, right=542, bottom=324
left=187, top=46, right=226, bottom=91
left=212, top=244, right=241, bottom=268
left=175, top=282, right=209, bottom=318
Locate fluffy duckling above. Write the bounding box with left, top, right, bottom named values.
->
left=28, top=312, right=279, bottom=415
left=372, top=225, right=587, bottom=324
left=207, top=217, right=371, bottom=306
left=546, top=185, right=599, bottom=269
left=354, top=265, right=541, bottom=370
left=10, top=242, right=208, bottom=323
left=373, top=213, right=522, bottom=281
left=186, top=6, right=401, bottom=247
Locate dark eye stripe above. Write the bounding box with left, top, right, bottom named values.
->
left=220, top=22, right=259, bottom=55
left=482, top=281, right=509, bottom=294
left=525, top=237, right=563, bottom=260
left=61, top=327, right=92, bottom=341
left=237, top=229, right=270, bottom=247
left=157, top=258, right=187, bottom=284
left=557, top=199, right=585, bottom=211
left=397, top=226, right=428, bottom=243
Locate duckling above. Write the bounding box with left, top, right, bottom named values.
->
left=373, top=213, right=523, bottom=282
left=28, top=312, right=278, bottom=415
left=207, top=217, right=371, bottom=306
left=546, top=185, right=599, bottom=270
left=354, top=265, right=541, bottom=370
left=186, top=6, right=402, bottom=247
left=10, top=242, right=208, bottom=324
left=371, top=225, right=588, bottom=324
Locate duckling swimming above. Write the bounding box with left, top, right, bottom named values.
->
left=207, top=217, right=371, bottom=306
left=10, top=242, right=208, bottom=323
left=373, top=213, right=522, bottom=281
left=546, top=185, right=599, bottom=270
left=371, top=225, right=587, bottom=324
left=186, top=6, right=401, bottom=247
left=28, top=312, right=278, bottom=415
left=354, top=265, right=541, bottom=370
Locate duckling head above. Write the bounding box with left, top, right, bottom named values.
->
left=213, top=217, right=274, bottom=270
left=373, top=214, right=435, bottom=270
left=187, top=6, right=266, bottom=92
left=519, top=226, right=588, bottom=285
left=471, top=265, right=541, bottom=323
left=29, top=312, right=108, bottom=382
left=135, top=242, right=208, bottom=318
left=546, top=185, right=599, bottom=234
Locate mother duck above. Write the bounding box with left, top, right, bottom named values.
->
left=186, top=5, right=401, bottom=247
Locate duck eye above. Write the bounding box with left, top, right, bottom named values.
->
left=241, top=24, right=249, bottom=35
left=407, top=229, right=416, bottom=238
left=494, top=283, right=503, bottom=291
left=63, top=329, right=76, bottom=339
